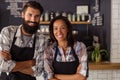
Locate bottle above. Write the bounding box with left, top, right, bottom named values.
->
left=81, top=13, right=85, bottom=21
left=40, top=14, right=43, bottom=21
left=44, top=11, right=49, bottom=21
left=50, top=11, right=54, bottom=21
left=62, top=12, right=67, bottom=17
left=77, top=14, right=80, bottom=22
left=55, top=11, right=60, bottom=17
left=72, top=13, right=76, bottom=22
left=67, top=13, right=72, bottom=21
left=87, top=14, right=91, bottom=22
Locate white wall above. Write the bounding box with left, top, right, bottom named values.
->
left=111, top=0, right=120, bottom=63
left=88, top=0, right=120, bottom=80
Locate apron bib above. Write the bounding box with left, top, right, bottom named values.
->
left=52, top=46, right=79, bottom=74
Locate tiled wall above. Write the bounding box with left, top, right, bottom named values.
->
left=88, top=0, right=120, bottom=80
left=111, top=0, right=120, bottom=63
left=88, top=70, right=120, bottom=80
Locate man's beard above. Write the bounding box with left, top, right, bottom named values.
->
left=22, top=19, right=39, bottom=34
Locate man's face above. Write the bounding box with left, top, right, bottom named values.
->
left=22, top=7, right=41, bottom=34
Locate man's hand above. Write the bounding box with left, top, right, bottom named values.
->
left=12, top=59, right=36, bottom=72
left=0, top=50, right=11, bottom=61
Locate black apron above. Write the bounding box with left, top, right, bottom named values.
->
left=52, top=46, right=79, bottom=74
left=0, top=33, right=36, bottom=80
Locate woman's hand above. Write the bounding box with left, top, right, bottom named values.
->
left=0, top=50, right=11, bottom=61
left=28, top=59, right=36, bottom=66
left=49, top=77, right=61, bottom=80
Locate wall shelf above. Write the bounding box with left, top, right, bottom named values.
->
left=89, top=62, right=120, bottom=70
left=40, top=21, right=92, bottom=25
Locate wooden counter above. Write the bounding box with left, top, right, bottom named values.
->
left=89, top=62, right=120, bottom=70
left=40, top=21, right=92, bottom=25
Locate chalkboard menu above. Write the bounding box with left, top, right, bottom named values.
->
left=0, top=0, right=30, bottom=30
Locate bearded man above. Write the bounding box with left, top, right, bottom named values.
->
left=0, top=1, right=48, bottom=80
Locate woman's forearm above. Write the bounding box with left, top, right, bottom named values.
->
left=49, top=78, right=60, bottom=80
left=55, top=73, right=86, bottom=80
left=19, top=67, right=34, bottom=75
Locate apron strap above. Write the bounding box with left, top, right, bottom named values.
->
left=11, top=31, right=36, bottom=53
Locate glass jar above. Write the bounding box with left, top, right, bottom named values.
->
left=44, top=11, right=49, bottom=21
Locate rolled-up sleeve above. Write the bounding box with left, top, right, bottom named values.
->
left=44, top=48, right=54, bottom=79
left=76, top=42, right=88, bottom=77
left=32, top=50, right=44, bottom=76
left=80, top=54, right=88, bottom=77
left=0, top=27, right=16, bottom=73
left=32, top=61, right=43, bottom=76
left=44, top=59, right=54, bottom=79
left=32, top=59, right=53, bottom=79
left=32, top=36, right=49, bottom=77
left=0, top=60, right=16, bottom=72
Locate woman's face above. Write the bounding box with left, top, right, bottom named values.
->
left=53, top=19, right=68, bottom=42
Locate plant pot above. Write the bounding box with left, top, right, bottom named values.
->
left=95, top=54, right=101, bottom=63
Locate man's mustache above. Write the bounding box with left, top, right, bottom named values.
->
left=27, top=21, right=38, bottom=25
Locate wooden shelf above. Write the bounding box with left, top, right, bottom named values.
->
left=40, top=21, right=92, bottom=25
left=71, top=21, right=92, bottom=24
left=89, top=62, right=120, bottom=70
left=40, top=21, right=50, bottom=24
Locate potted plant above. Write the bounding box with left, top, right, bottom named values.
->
left=90, top=44, right=109, bottom=63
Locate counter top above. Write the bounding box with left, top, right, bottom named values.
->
left=89, top=62, right=120, bottom=70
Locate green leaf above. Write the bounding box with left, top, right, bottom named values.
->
left=91, top=51, right=95, bottom=61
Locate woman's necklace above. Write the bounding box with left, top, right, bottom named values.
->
left=58, top=41, right=68, bottom=54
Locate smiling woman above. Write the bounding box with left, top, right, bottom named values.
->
left=44, top=16, right=88, bottom=80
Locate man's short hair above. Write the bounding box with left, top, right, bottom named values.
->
left=22, top=1, right=44, bottom=14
